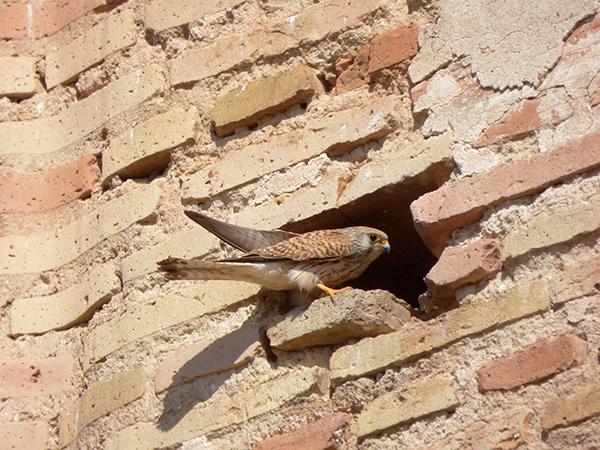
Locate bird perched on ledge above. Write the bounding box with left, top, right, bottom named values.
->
left=158, top=211, right=390, bottom=297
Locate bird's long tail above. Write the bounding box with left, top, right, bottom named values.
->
left=158, top=257, right=264, bottom=283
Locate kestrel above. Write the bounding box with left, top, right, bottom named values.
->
left=158, top=211, right=390, bottom=297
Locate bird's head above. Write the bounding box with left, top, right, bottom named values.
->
left=352, top=227, right=391, bottom=256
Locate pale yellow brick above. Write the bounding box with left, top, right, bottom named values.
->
left=145, top=0, right=244, bottom=32
left=211, top=65, right=323, bottom=136
left=0, top=56, right=36, bottom=97
left=83, top=281, right=260, bottom=366
left=46, top=10, right=137, bottom=88
left=120, top=227, right=218, bottom=282
left=542, top=382, right=600, bottom=431
left=550, top=254, right=600, bottom=305
left=0, top=66, right=165, bottom=156
left=0, top=182, right=160, bottom=274
left=104, top=368, right=328, bottom=450
left=502, top=196, right=600, bottom=260
left=330, top=280, right=550, bottom=382
left=103, top=107, right=197, bottom=184
left=358, top=376, right=461, bottom=437
left=184, top=99, right=397, bottom=201
left=59, top=367, right=146, bottom=446
left=170, top=0, right=380, bottom=84
left=10, top=262, right=120, bottom=335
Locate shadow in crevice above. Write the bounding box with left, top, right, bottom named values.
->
left=157, top=302, right=274, bottom=431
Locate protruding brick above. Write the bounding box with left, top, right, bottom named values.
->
left=357, top=376, right=461, bottom=437
left=0, top=0, right=105, bottom=39
left=170, top=0, right=380, bottom=84
left=84, top=281, right=260, bottom=367
left=0, top=66, right=165, bottom=156
left=184, top=98, right=397, bottom=201
left=0, top=182, right=160, bottom=275
left=0, top=421, right=48, bottom=450
left=253, top=413, right=353, bottom=450
left=10, top=262, right=121, bottom=335
left=502, top=196, right=600, bottom=260
left=46, top=9, right=138, bottom=88
left=333, top=24, right=420, bottom=94
left=477, top=333, right=587, bottom=391
left=155, top=323, right=260, bottom=393
left=145, top=0, right=243, bottom=32
left=0, top=154, right=99, bottom=213
left=105, top=368, right=329, bottom=450
left=268, top=289, right=411, bottom=351
left=330, top=280, right=550, bottom=382
left=0, top=57, right=36, bottom=97
left=411, top=129, right=600, bottom=255
left=542, top=382, right=600, bottom=431
left=59, top=367, right=146, bottom=446
left=103, top=107, right=196, bottom=184
left=211, top=65, right=323, bottom=137
left=0, top=356, right=73, bottom=397
left=425, top=239, right=502, bottom=298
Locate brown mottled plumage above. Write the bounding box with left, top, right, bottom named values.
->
left=158, top=211, right=390, bottom=296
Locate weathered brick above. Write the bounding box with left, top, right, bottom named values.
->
left=0, top=182, right=160, bottom=275
left=10, top=262, right=120, bottom=335
left=357, top=376, right=461, bottom=438
left=0, top=0, right=105, bottom=39
left=426, top=408, right=535, bottom=450
left=105, top=368, right=329, bottom=450
left=170, top=0, right=380, bottom=84
left=502, top=196, right=600, bottom=260
left=268, top=289, right=411, bottom=351
left=184, top=98, right=397, bottom=201
left=333, top=24, right=420, bottom=94
left=0, top=57, right=36, bottom=97
left=253, top=413, right=353, bottom=450
left=121, top=227, right=219, bottom=282
left=46, top=10, right=137, bottom=88
left=0, top=421, right=48, bottom=450
left=59, top=367, right=146, bottom=446
left=0, top=66, right=165, bottom=156
left=0, top=154, right=99, bottom=213
left=477, top=333, right=587, bottom=391
left=550, top=254, right=600, bottom=305
left=330, top=280, right=550, bottom=382
left=542, top=382, right=600, bottom=431
left=145, top=0, right=244, bottom=32
left=425, top=239, right=502, bottom=298
left=411, top=129, right=600, bottom=255
left=211, top=65, right=323, bottom=137
left=0, top=356, right=73, bottom=397
left=103, top=107, right=196, bottom=184
left=567, top=13, right=600, bottom=44
left=83, top=281, right=260, bottom=367
left=155, top=323, right=260, bottom=393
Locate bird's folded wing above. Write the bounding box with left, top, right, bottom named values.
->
left=184, top=210, right=299, bottom=251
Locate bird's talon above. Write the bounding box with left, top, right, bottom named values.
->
left=317, top=283, right=352, bottom=298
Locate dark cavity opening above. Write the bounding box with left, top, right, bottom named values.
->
left=282, top=162, right=451, bottom=311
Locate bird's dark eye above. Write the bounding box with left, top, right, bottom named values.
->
left=369, top=233, right=377, bottom=242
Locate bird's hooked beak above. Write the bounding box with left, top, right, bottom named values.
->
left=382, top=239, right=391, bottom=254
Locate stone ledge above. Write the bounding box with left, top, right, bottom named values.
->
left=267, top=289, right=412, bottom=351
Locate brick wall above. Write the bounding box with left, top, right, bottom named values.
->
left=0, top=0, right=599, bottom=449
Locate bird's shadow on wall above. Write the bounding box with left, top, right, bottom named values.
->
left=157, top=291, right=281, bottom=431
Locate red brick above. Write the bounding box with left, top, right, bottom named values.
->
left=0, top=154, right=99, bottom=213
left=425, top=238, right=501, bottom=298
left=567, top=13, right=600, bottom=44
left=0, top=357, right=73, bottom=397
left=333, top=24, right=420, bottom=95
left=411, top=128, right=600, bottom=255
left=0, top=421, right=48, bottom=450
left=477, top=333, right=586, bottom=391
left=253, top=413, right=352, bottom=450
left=0, top=0, right=105, bottom=40
left=474, top=98, right=541, bottom=147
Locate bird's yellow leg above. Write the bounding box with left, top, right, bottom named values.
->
left=317, top=283, right=352, bottom=298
